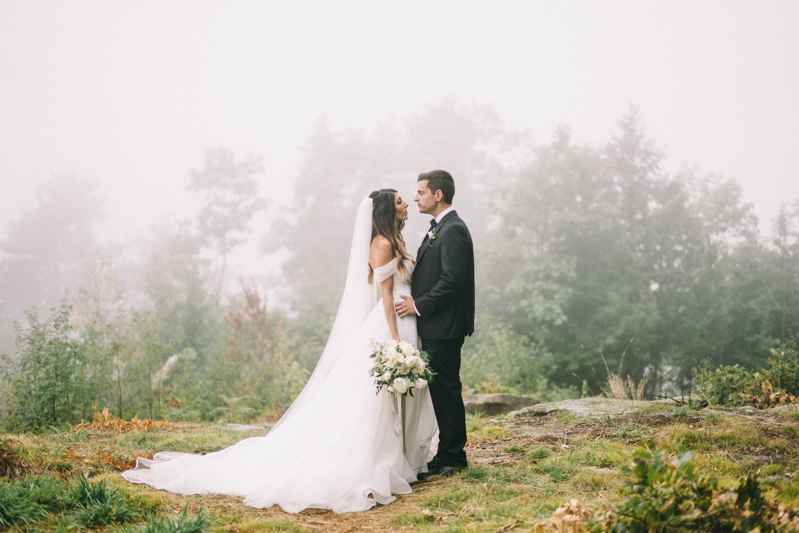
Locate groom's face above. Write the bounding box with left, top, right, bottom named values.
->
left=415, top=180, right=439, bottom=215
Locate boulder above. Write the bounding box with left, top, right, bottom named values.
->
left=463, top=393, right=539, bottom=416
left=507, top=397, right=676, bottom=421
left=772, top=403, right=799, bottom=415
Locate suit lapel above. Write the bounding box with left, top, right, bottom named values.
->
left=416, top=211, right=457, bottom=265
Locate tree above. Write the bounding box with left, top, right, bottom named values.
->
left=210, top=279, right=305, bottom=416
left=769, top=202, right=799, bottom=344
left=69, top=253, right=132, bottom=418
left=188, top=147, right=266, bottom=300
left=269, top=101, right=516, bottom=372
left=142, top=220, right=218, bottom=369
left=483, top=107, right=759, bottom=395
left=0, top=175, right=103, bottom=357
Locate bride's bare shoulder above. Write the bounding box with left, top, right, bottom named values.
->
left=370, top=236, right=394, bottom=268
left=371, top=235, right=391, bottom=250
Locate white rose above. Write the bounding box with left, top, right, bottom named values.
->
left=398, top=340, right=414, bottom=354
left=381, top=371, right=392, bottom=382
left=392, top=377, right=409, bottom=394
left=405, top=355, right=421, bottom=369
left=385, top=345, right=398, bottom=359
left=414, top=378, right=428, bottom=389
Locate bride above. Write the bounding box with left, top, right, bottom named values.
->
left=122, top=189, right=438, bottom=514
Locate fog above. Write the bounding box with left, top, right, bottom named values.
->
left=2, top=1, right=799, bottom=415
left=3, top=2, right=798, bottom=237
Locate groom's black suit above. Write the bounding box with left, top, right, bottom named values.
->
left=412, top=210, right=474, bottom=468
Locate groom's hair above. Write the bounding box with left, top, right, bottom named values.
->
left=418, top=170, right=455, bottom=204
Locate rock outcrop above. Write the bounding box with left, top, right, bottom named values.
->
left=463, top=393, right=538, bottom=416
left=507, top=397, right=680, bottom=421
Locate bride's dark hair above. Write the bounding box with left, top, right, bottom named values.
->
left=368, top=189, right=413, bottom=284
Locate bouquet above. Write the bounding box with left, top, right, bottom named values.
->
left=368, top=339, right=435, bottom=396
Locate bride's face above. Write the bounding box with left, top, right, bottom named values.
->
left=394, top=193, right=409, bottom=222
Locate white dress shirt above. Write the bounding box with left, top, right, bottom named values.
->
left=434, top=205, right=455, bottom=224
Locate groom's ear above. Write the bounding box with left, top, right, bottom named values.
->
left=433, top=189, right=444, bottom=202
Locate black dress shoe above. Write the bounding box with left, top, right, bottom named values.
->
left=426, top=456, right=442, bottom=470
left=424, top=463, right=467, bottom=477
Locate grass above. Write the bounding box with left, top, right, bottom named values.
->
left=602, top=373, right=648, bottom=401
left=0, top=474, right=159, bottom=530
left=1, top=405, right=797, bottom=533
left=600, top=345, right=648, bottom=401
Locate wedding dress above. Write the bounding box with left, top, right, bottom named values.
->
left=122, top=198, right=438, bottom=514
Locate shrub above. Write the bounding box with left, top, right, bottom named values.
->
left=588, top=446, right=796, bottom=532
left=1, top=301, right=95, bottom=432
left=461, top=321, right=576, bottom=401
left=695, top=342, right=799, bottom=408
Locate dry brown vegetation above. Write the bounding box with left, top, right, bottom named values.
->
left=2, top=404, right=799, bottom=532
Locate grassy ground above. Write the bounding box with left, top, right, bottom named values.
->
left=2, top=405, right=798, bottom=532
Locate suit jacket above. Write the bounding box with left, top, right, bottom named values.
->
left=412, top=210, right=475, bottom=340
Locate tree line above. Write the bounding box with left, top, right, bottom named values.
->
left=1, top=100, right=797, bottom=429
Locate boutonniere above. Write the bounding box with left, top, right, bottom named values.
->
left=427, top=229, right=438, bottom=240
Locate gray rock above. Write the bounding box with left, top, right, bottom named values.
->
left=772, top=403, right=799, bottom=415
left=700, top=408, right=738, bottom=415
left=651, top=395, right=704, bottom=405
left=507, top=397, right=676, bottom=421
left=463, top=393, right=539, bottom=416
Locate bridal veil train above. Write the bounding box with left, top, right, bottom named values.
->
left=122, top=197, right=438, bottom=514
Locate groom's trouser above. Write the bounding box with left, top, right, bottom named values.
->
left=421, top=337, right=468, bottom=468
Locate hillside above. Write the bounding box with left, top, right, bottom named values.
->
left=2, top=399, right=798, bottom=532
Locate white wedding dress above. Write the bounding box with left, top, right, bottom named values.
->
left=122, top=198, right=438, bottom=514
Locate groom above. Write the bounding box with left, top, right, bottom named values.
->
left=395, top=170, right=475, bottom=476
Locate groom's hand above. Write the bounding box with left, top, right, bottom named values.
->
left=395, top=295, right=417, bottom=318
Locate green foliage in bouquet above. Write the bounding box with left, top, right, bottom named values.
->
left=368, top=340, right=435, bottom=397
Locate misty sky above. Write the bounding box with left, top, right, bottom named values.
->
left=2, top=1, right=798, bottom=251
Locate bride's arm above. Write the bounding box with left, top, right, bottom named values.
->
left=371, top=237, right=400, bottom=341
left=380, top=276, right=399, bottom=342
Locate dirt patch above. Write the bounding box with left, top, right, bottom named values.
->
left=171, top=476, right=460, bottom=533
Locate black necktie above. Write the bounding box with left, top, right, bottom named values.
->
left=429, top=219, right=438, bottom=229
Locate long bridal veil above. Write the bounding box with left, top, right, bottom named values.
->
left=122, top=196, right=437, bottom=513
left=271, top=197, right=376, bottom=431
